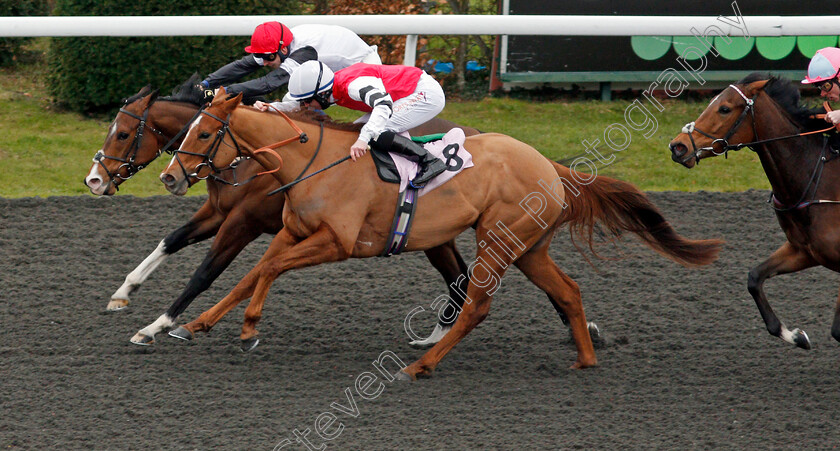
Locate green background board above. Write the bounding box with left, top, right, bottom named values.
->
left=755, top=36, right=797, bottom=60
left=630, top=36, right=673, bottom=61
left=714, top=36, right=755, bottom=61
left=796, top=35, right=839, bottom=58
left=672, top=36, right=710, bottom=60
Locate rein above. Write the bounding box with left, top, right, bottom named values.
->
left=265, top=106, right=351, bottom=196
left=173, top=104, right=354, bottom=192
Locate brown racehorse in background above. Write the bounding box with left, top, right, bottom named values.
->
left=84, top=78, right=481, bottom=346
left=669, top=72, right=840, bottom=350
left=160, top=90, right=721, bottom=379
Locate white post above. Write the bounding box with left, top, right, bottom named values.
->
left=404, top=34, right=418, bottom=66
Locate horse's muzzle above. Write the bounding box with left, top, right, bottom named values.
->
left=669, top=141, right=695, bottom=168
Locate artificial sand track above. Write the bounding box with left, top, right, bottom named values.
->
left=2, top=191, right=840, bottom=448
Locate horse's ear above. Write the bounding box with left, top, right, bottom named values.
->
left=221, top=91, right=243, bottom=110
left=211, top=86, right=227, bottom=105
left=745, top=79, right=770, bottom=96
left=148, top=89, right=159, bottom=103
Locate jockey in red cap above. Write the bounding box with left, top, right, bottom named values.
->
left=199, top=22, right=381, bottom=104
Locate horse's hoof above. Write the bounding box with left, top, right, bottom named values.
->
left=588, top=322, right=607, bottom=348
left=408, top=324, right=451, bottom=349
left=588, top=322, right=601, bottom=339
left=130, top=332, right=154, bottom=346
left=106, top=299, right=129, bottom=311
left=240, top=337, right=260, bottom=352
left=793, top=328, right=811, bottom=350
left=393, top=370, right=415, bottom=382
left=169, top=326, right=194, bottom=341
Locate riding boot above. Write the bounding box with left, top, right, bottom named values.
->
left=372, top=131, right=446, bottom=187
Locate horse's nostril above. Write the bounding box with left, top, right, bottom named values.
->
left=87, top=177, right=101, bottom=188
left=160, top=173, right=175, bottom=186
left=670, top=142, right=687, bottom=157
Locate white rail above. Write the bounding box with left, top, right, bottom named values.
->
left=1, top=15, right=839, bottom=37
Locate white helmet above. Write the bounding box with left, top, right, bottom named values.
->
left=288, top=61, right=334, bottom=107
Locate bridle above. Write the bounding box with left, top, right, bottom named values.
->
left=171, top=106, right=315, bottom=188
left=681, top=83, right=840, bottom=211
left=679, top=84, right=757, bottom=163
left=91, top=101, right=203, bottom=188
left=679, top=84, right=836, bottom=164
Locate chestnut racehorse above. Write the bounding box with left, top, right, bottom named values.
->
left=160, top=90, right=721, bottom=379
left=669, top=73, right=840, bottom=350
left=84, top=79, right=481, bottom=347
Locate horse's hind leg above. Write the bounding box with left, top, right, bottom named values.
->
left=408, top=239, right=471, bottom=348
left=830, top=287, right=840, bottom=343
left=107, top=201, right=221, bottom=311
left=748, top=241, right=816, bottom=349
left=514, top=243, right=596, bottom=368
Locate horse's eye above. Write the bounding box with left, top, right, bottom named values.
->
left=199, top=132, right=211, bottom=139
left=718, top=105, right=732, bottom=114
left=117, top=132, right=130, bottom=140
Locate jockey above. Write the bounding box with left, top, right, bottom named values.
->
left=802, top=47, right=840, bottom=124
left=256, top=61, right=448, bottom=188
left=199, top=21, right=381, bottom=104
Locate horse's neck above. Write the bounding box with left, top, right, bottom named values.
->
left=151, top=101, right=199, bottom=138
left=752, top=95, right=822, bottom=204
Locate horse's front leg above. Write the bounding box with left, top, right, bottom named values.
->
left=130, top=216, right=263, bottom=345
left=107, top=201, right=222, bottom=311
left=239, top=224, right=350, bottom=351
left=169, top=227, right=301, bottom=341
left=748, top=241, right=816, bottom=349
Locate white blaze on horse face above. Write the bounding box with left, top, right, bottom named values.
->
left=166, top=116, right=203, bottom=171
left=85, top=122, right=119, bottom=191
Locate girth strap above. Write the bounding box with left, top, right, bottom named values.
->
left=381, top=187, right=420, bottom=257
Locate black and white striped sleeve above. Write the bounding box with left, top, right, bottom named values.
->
left=347, top=76, right=394, bottom=142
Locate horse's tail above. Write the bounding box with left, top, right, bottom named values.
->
left=551, top=162, right=723, bottom=267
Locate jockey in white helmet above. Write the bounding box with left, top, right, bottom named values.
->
left=257, top=61, right=448, bottom=188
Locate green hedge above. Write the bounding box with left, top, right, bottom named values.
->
left=48, top=0, right=299, bottom=114
left=0, top=0, right=49, bottom=66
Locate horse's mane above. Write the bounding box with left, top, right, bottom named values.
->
left=158, top=73, right=206, bottom=107
left=122, top=85, right=155, bottom=105
left=249, top=107, right=363, bottom=132
left=737, top=72, right=825, bottom=129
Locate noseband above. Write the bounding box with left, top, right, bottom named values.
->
left=680, top=84, right=756, bottom=163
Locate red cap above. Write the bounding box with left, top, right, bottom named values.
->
left=244, top=22, right=293, bottom=54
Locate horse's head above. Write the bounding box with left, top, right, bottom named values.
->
left=160, top=89, right=244, bottom=195
left=84, top=86, right=163, bottom=195
left=669, top=80, right=770, bottom=168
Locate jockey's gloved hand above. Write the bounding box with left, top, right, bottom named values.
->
left=194, top=83, right=215, bottom=104
left=241, top=96, right=267, bottom=106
